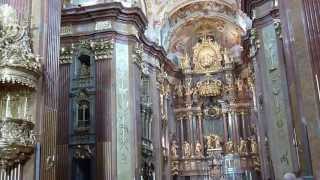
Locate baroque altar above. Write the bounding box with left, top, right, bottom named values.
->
left=170, top=35, right=260, bottom=180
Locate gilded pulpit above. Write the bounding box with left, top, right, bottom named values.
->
left=0, top=4, right=40, bottom=173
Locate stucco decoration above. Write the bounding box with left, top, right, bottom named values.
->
left=158, top=1, right=250, bottom=57
left=0, top=5, right=39, bottom=169
left=0, top=5, right=41, bottom=88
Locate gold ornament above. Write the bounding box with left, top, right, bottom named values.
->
left=194, top=141, right=203, bottom=157
left=192, top=35, right=222, bottom=73
left=196, top=78, right=223, bottom=97
left=238, top=138, right=248, bottom=155
left=249, top=136, right=258, bottom=155
left=182, top=141, right=191, bottom=158
left=226, top=140, right=234, bottom=153
left=170, top=140, right=179, bottom=159
left=180, top=52, right=191, bottom=72
left=0, top=5, right=41, bottom=88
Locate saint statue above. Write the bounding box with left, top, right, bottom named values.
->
left=236, top=78, right=244, bottom=93
left=223, top=48, right=231, bottom=64
left=238, top=138, right=248, bottom=155
left=195, top=141, right=202, bottom=157
left=249, top=136, right=258, bottom=154
left=214, top=135, right=222, bottom=149
left=182, top=141, right=191, bottom=158
left=226, top=140, right=234, bottom=153
left=180, top=52, right=191, bottom=71
left=175, top=81, right=184, bottom=97
left=80, top=63, right=90, bottom=76
left=170, top=140, right=179, bottom=159
left=206, top=135, right=215, bottom=150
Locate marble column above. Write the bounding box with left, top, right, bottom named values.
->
left=223, top=113, right=229, bottom=141
left=179, top=116, right=184, bottom=144
left=241, top=112, right=247, bottom=138
left=197, top=113, right=204, bottom=154
left=187, top=112, right=194, bottom=155
left=279, top=0, right=320, bottom=178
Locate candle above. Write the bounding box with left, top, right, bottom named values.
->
left=5, top=93, right=10, bottom=119
left=24, top=95, right=28, bottom=120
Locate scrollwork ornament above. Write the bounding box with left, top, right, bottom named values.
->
left=196, top=78, right=223, bottom=97
left=73, top=144, right=94, bottom=159
left=273, top=19, right=282, bottom=39
left=133, top=43, right=149, bottom=75
left=0, top=119, right=36, bottom=167
left=0, top=5, right=41, bottom=88
left=249, top=28, right=261, bottom=59
left=193, top=35, right=223, bottom=73
left=92, top=39, right=114, bottom=60
left=60, top=45, right=74, bottom=64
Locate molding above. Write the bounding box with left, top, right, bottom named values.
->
left=62, top=2, right=148, bottom=32
left=61, top=2, right=179, bottom=76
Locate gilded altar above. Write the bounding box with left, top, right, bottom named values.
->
left=170, top=34, right=260, bottom=179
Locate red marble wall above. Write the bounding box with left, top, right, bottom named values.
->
left=95, top=53, right=113, bottom=180
left=56, top=64, right=71, bottom=180
left=303, top=0, right=320, bottom=82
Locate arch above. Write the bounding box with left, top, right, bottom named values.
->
left=159, top=0, right=251, bottom=52
left=165, top=0, right=236, bottom=18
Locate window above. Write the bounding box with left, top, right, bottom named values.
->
left=77, top=100, right=90, bottom=128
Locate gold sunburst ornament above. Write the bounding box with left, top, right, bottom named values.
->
left=193, top=35, right=223, bottom=74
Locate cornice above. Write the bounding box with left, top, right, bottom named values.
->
left=61, top=2, right=180, bottom=76
left=243, top=0, right=272, bottom=17
left=60, top=31, right=179, bottom=76
left=62, top=2, right=148, bottom=32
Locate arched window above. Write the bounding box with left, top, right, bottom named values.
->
left=77, top=100, right=90, bottom=128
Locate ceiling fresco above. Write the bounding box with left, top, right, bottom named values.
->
left=140, top=0, right=251, bottom=64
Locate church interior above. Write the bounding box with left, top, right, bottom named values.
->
left=0, top=0, right=319, bottom=179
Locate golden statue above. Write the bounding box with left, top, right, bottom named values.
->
left=170, top=140, right=179, bottom=159
left=236, top=78, right=244, bottom=93
left=238, top=138, right=248, bottom=155
left=182, top=141, right=191, bottom=158
left=175, top=81, right=184, bottom=97
left=206, top=134, right=222, bottom=150
left=249, top=136, right=258, bottom=154
left=213, top=135, right=222, bottom=149
left=192, top=35, right=223, bottom=73
left=195, top=141, right=202, bottom=157
left=206, top=135, right=215, bottom=150
left=223, top=48, right=232, bottom=64
left=226, top=140, right=234, bottom=153
left=180, top=52, right=191, bottom=71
